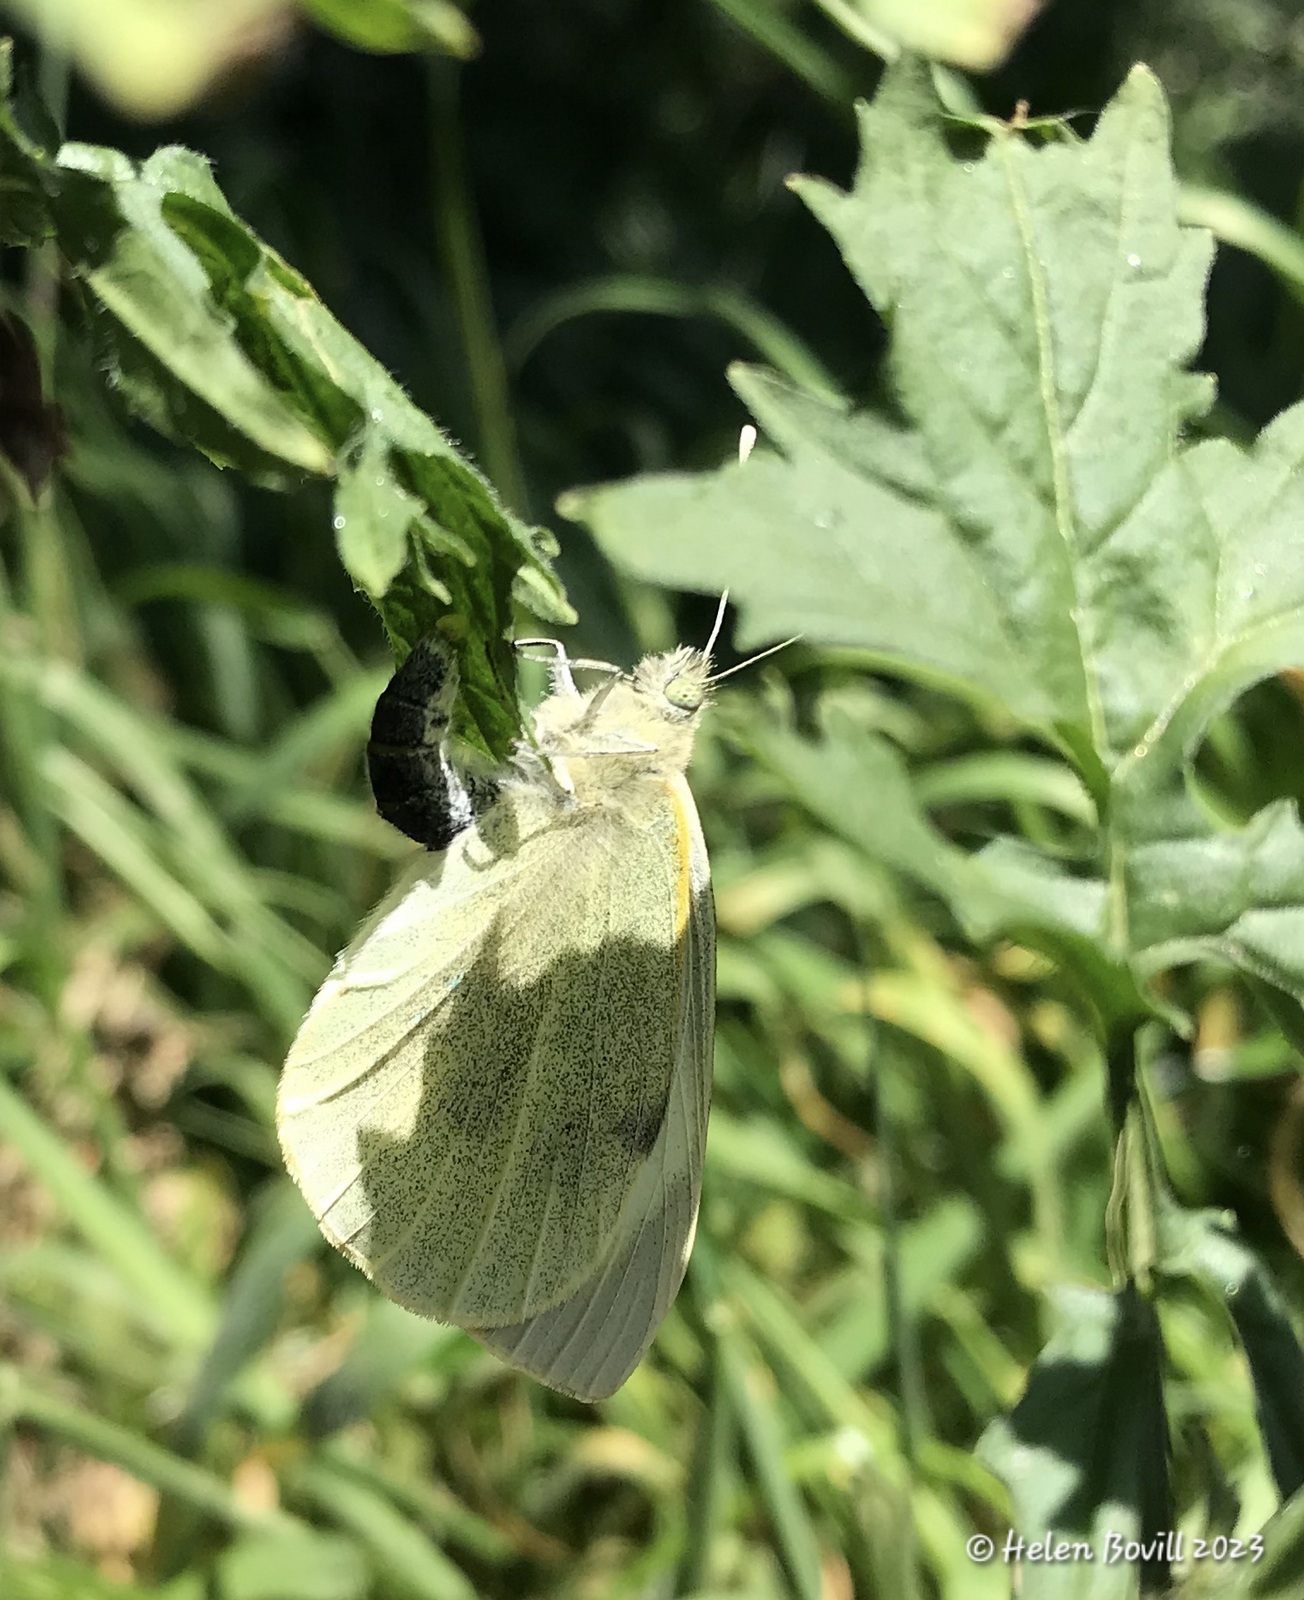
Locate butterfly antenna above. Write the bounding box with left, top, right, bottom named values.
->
left=694, top=430, right=758, bottom=664
left=704, top=591, right=730, bottom=658
left=709, top=633, right=801, bottom=684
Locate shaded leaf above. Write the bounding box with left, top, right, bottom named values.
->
left=1197, top=1484, right=1302, bottom=1599
left=1158, top=1203, right=1304, bottom=1501
left=978, top=1285, right=1172, bottom=1598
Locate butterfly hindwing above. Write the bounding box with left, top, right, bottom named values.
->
left=470, top=777, right=714, bottom=1399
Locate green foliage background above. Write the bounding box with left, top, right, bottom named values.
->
left=7, top=3, right=1304, bottom=1599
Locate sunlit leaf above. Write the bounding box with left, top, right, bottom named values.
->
left=568, top=58, right=1304, bottom=1018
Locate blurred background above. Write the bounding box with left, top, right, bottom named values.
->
left=5, top=1, right=1304, bottom=1596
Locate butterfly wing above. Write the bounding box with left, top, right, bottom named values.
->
left=277, top=789, right=690, bottom=1330
left=468, top=774, right=715, bottom=1399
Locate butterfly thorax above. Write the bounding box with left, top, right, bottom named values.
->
left=527, top=647, right=712, bottom=807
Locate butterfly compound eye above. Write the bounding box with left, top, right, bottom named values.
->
left=664, top=676, right=705, bottom=713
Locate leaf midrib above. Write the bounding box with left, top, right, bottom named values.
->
left=996, top=133, right=1109, bottom=758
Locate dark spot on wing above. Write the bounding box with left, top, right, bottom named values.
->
left=612, top=1086, right=671, bottom=1156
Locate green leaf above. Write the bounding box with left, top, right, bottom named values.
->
left=0, top=1367, right=296, bottom=1533
left=152, top=163, right=572, bottom=758
left=563, top=364, right=1044, bottom=719
left=0, top=72, right=571, bottom=762
left=692, top=1242, right=825, bottom=1600
left=218, top=1529, right=370, bottom=1600
left=1201, top=1483, right=1304, bottom=1599
left=0, top=1073, right=214, bottom=1352
left=740, top=701, right=1153, bottom=1031
left=742, top=704, right=1031, bottom=931
left=978, top=1285, right=1172, bottom=1598
left=286, top=1462, right=478, bottom=1600
left=0, top=45, right=53, bottom=246
left=333, top=423, right=470, bottom=602
left=569, top=63, right=1213, bottom=765
left=298, top=0, right=480, bottom=58
left=1098, top=403, right=1304, bottom=791
left=796, top=63, right=1212, bottom=785
left=0, top=1553, right=202, bottom=1600
left=301, top=1300, right=465, bottom=1440
left=1157, top=1203, right=1304, bottom=1501
left=171, top=1183, right=324, bottom=1457
left=565, top=58, right=1304, bottom=1015
left=56, top=143, right=333, bottom=477
left=1123, top=789, right=1304, bottom=1005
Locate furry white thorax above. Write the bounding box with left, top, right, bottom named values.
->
left=519, top=646, right=713, bottom=806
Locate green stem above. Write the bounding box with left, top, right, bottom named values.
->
left=287, top=1459, right=478, bottom=1600
left=505, top=275, right=841, bottom=401
left=719, top=1346, right=823, bottom=1600
left=691, top=1239, right=824, bottom=1600
left=24, top=14, right=70, bottom=337
left=866, top=963, right=929, bottom=1487
left=1178, top=185, right=1304, bottom=309
left=1104, top=1048, right=1162, bottom=1292
left=678, top=1267, right=736, bottom=1595
left=427, top=58, right=527, bottom=515
left=10, top=14, right=71, bottom=1004
left=1104, top=1022, right=1137, bottom=1138
left=0, top=561, right=65, bottom=1006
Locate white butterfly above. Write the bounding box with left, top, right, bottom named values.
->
left=277, top=629, right=718, bottom=1399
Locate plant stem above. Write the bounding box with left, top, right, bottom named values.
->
left=427, top=57, right=527, bottom=515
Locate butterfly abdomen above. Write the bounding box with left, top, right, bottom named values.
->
left=368, top=639, right=492, bottom=851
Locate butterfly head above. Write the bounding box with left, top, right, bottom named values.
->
left=632, top=646, right=714, bottom=723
